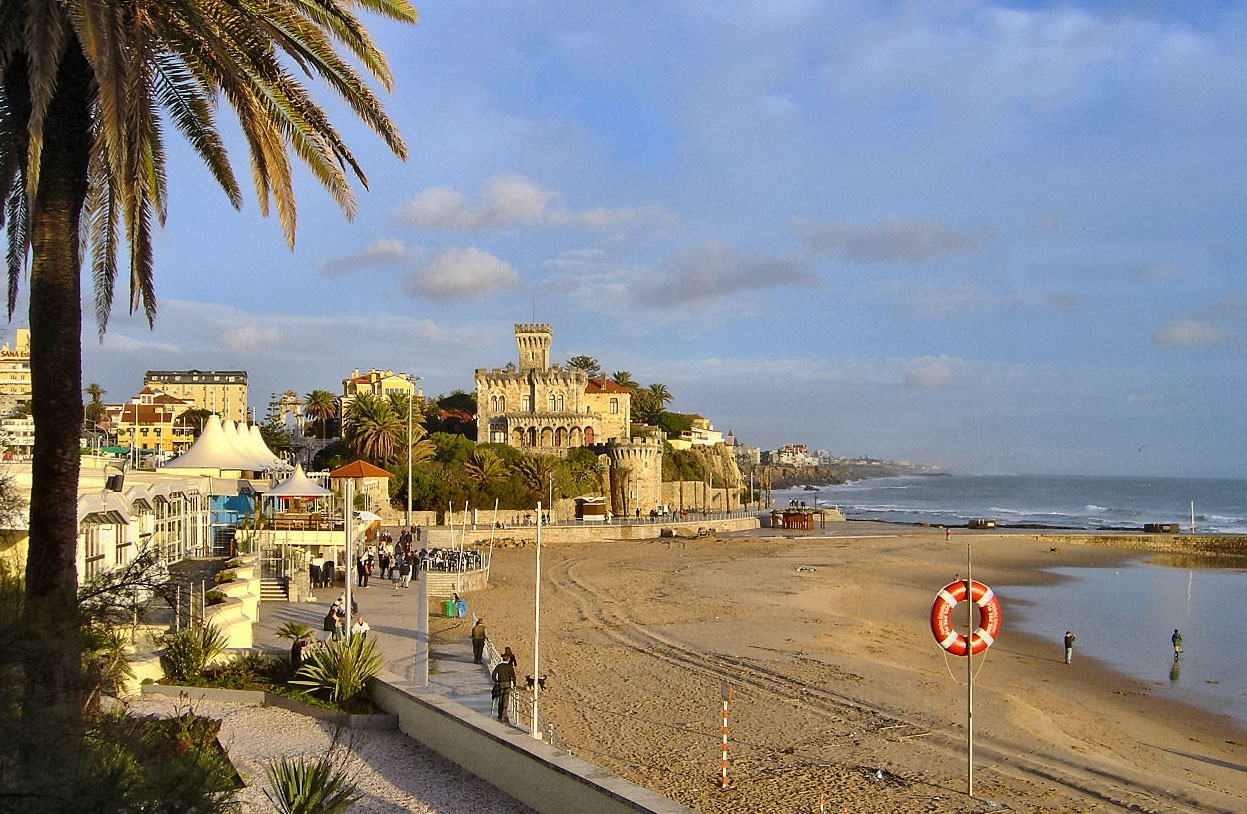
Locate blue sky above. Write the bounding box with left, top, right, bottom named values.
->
left=49, top=1, right=1247, bottom=477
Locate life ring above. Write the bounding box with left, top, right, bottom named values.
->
left=930, top=580, right=1001, bottom=656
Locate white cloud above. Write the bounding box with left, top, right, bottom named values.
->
left=222, top=323, right=283, bottom=352
left=401, top=247, right=519, bottom=301
left=795, top=218, right=982, bottom=263
left=1153, top=319, right=1229, bottom=348
left=627, top=243, right=818, bottom=308
left=393, top=174, right=676, bottom=232
left=319, top=237, right=408, bottom=277
left=905, top=360, right=955, bottom=389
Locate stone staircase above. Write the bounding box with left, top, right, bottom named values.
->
left=259, top=577, right=288, bottom=602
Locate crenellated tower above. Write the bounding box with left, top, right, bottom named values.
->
left=515, top=323, right=552, bottom=372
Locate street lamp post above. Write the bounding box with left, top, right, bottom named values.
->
left=403, top=374, right=422, bottom=531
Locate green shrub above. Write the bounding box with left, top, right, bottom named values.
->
left=204, top=589, right=228, bottom=606
left=291, top=634, right=381, bottom=708
left=213, top=570, right=237, bottom=584
left=160, top=624, right=228, bottom=683
left=203, top=652, right=276, bottom=689
left=224, top=558, right=245, bottom=568
left=264, top=752, right=360, bottom=814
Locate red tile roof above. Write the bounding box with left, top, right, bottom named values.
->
left=585, top=377, right=631, bottom=394
left=330, top=460, right=392, bottom=479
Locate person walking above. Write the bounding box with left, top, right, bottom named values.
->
left=492, top=656, right=517, bottom=723
left=471, top=618, right=487, bottom=664
left=1172, top=629, right=1183, bottom=658
left=1063, top=630, right=1076, bottom=664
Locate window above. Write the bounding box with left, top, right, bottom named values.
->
left=522, top=395, right=531, bottom=412
left=498, top=395, right=505, bottom=411
left=548, top=394, right=557, bottom=412
left=610, top=398, right=619, bottom=414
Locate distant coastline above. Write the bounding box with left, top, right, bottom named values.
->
left=761, top=462, right=944, bottom=490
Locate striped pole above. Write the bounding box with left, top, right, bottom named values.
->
left=720, top=687, right=729, bottom=788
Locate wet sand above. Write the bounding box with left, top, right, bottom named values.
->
left=446, top=523, right=1247, bottom=814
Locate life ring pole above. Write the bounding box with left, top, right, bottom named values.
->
left=966, top=540, right=974, bottom=798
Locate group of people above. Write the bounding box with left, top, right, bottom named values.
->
left=471, top=618, right=521, bottom=723
left=321, top=593, right=368, bottom=641
left=1062, top=627, right=1183, bottom=664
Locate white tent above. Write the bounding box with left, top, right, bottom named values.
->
left=161, top=414, right=282, bottom=472
left=264, top=464, right=333, bottom=499
left=248, top=423, right=289, bottom=469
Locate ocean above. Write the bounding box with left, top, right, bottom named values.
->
left=784, top=473, right=1247, bottom=533
left=774, top=475, right=1247, bottom=727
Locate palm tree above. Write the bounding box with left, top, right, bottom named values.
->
left=464, top=449, right=505, bottom=488
left=609, top=371, right=638, bottom=392
left=83, top=383, right=106, bottom=426
left=646, top=383, right=673, bottom=410
left=515, top=454, right=559, bottom=495
left=0, top=0, right=415, bottom=748
left=343, top=392, right=404, bottom=465
left=304, top=390, right=338, bottom=440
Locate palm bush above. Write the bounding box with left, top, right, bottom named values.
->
left=264, top=752, right=360, bottom=814
left=291, top=634, right=381, bottom=708
left=160, top=624, right=229, bottom=683
left=275, top=622, right=316, bottom=643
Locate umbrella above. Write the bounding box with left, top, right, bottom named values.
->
left=356, top=510, right=382, bottom=521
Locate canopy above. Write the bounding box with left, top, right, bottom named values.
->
left=264, top=463, right=333, bottom=499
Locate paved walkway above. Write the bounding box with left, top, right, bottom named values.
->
left=254, top=573, right=499, bottom=722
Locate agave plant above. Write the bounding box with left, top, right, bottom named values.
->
left=264, top=752, right=361, bottom=814
left=291, top=634, right=382, bottom=707
left=160, top=623, right=229, bottom=683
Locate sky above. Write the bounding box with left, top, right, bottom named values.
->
left=33, top=1, right=1247, bottom=477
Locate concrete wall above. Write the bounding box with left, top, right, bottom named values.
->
left=369, top=673, right=696, bottom=814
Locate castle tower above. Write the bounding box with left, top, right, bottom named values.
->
left=515, top=323, right=552, bottom=372
left=605, top=436, right=664, bottom=516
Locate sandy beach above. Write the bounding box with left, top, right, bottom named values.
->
left=445, top=523, right=1247, bottom=814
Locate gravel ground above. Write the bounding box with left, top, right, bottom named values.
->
left=126, top=696, right=536, bottom=813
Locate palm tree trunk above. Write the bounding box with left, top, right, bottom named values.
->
left=23, top=42, right=92, bottom=741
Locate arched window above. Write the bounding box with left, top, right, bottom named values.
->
left=527, top=427, right=537, bottom=446
left=549, top=393, right=557, bottom=412
left=498, top=395, right=505, bottom=411
left=556, top=394, right=564, bottom=411
left=585, top=426, right=594, bottom=445
left=490, top=395, right=498, bottom=412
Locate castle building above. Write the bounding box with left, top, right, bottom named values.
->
left=474, top=324, right=631, bottom=454
left=144, top=370, right=248, bottom=424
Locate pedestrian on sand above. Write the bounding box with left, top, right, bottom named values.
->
left=492, top=655, right=517, bottom=723
left=1063, top=630, right=1076, bottom=664
left=1172, top=629, right=1183, bottom=658
left=471, top=618, right=487, bottom=664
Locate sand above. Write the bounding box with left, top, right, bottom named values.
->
left=445, top=523, right=1247, bottom=814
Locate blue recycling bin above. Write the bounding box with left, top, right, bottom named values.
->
left=456, top=598, right=467, bottom=618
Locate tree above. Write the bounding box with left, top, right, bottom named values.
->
left=343, top=393, right=404, bottom=466
left=83, top=383, right=106, bottom=427
left=0, top=0, right=415, bottom=785
left=646, top=382, right=673, bottom=410
left=566, top=355, right=601, bottom=377
left=609, top=371, right=638, bottom=392
left=184, top=408, right=213, bottom=437
left=303, top=390, right=339, bottom=440
left=463, top=448, right=505, bottom=488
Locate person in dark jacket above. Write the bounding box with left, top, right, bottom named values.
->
left=491, top=656, right=517, bottom=722
left=470, top=619, right=487, bottom=664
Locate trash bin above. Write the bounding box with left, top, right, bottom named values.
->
left=456, top=598, right=467, bottom=618
left=442, top=599, right=456, bottom=617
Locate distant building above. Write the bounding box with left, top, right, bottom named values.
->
left=106, top=388, right=197, bottom=454
left=0, top=329, right=31, bottom=417
left=144, top=369, right=248, bottom=424
left=768, top=444, right=819, bottom=466
left=474, top=324, right=631, bottom=454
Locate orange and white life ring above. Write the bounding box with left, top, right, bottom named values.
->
left=930, top=579, right=1001, bottom=656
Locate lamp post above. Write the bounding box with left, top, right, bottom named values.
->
left=548, top=473, right=554, bottom=525
left=402, top=374, right=422, bottom=531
